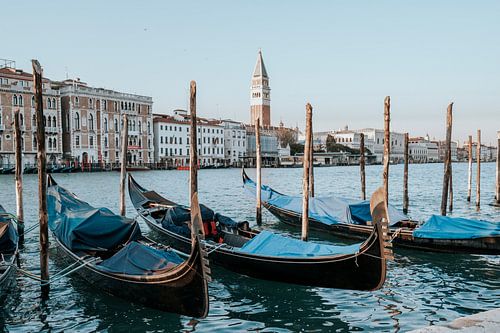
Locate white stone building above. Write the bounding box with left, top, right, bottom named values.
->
left=222, top=119, right=246, bottom=166
left=153, top=110, right=225, bottom=167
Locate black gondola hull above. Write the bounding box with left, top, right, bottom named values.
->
left=130, top=175, right=389, bottom=291
left=52, top=236, right=209, bottom=317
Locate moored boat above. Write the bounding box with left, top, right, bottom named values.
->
left=47, top=176, right=210, bottom=317
left=128, top=175, right=392, bottom=291
left=242, top=169, right=500, bottom=254
left=0, top=205, right=18, bottom=295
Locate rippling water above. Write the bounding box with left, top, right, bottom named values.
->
left=0, top=163, right=499, bottom=332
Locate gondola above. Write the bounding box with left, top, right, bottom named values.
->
left=128, top=174, right=392, bottom=291
left=242, top=169, right=500, bottom=254
left=47, top=176, right=210, bottom=317
left=0, top=205, right=18, bottom=295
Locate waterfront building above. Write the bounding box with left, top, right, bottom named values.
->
left=356, top=128, right=405, bottom=163
left=250, top=50, right=271, bottom=127
left=435, top=140, right=458, bottom=162
left=0, top=61, right=62, bottom=167
left=153, top=110, right=224, bottom=167
left=222, top=119, right=247, bottom=167
left=409, top=136, right=439, bottom=162
left=463, top=141, right=498, bottom=162
left=246, top=125, right=279, bottom=166
left=58, top=79, right=153, bottom=165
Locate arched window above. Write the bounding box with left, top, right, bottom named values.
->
left=32, top=114, right=36, bottom=126
left=115, top=137, right=119, bottom=147
left=75, top=96, right=79, bottom=106
left=20, top=113, right=24, bottom=126
left=43, top=116, right=46, bottom=127
left=53, top=138, right=56, bottom=149
left=132, top=121, right=136, bottom=131
left=147, top=122, right=151, bottom=134
left=90, top=136, right=94, bottom=147
left=52, top=116, right=56, bottom=127
left=104, top=137, right=108, bottom=147
left=89, top=98, right=93, bottom=109
left=31, top=96, right=35, bottom=107
left=132, top=103, right=135, bottom=111
left=13, top=95, right=18, bottom=106
left=138, top=138, right=142, bottom=147
left=103, top=100, right=107, bottom=110
left=128, top=102, right=131, bottom=110
left=121, top=101, right=124, bottom=109
left=48, top=98, right=52, bottom=109
left=138, top=121, right=141, bottom=133
left=114, top=101, right=117, bottom=110
left=19, top=95, right=23, bottom=106
left=74, top=112, right=80, bottom=129
left=114, top=119, right=118, bottom=131
left=52, top=98, right=56, bottom=109
left=48, top=138, right=52, bottom=149
left=104, top=118, right=108, bottom=132
left=89, top=113, right=94, bottom=130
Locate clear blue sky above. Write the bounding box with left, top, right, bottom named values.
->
left=3, top=0, right=499, bottom=144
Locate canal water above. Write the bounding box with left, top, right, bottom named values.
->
left=0, top=163, right=498, bottom=332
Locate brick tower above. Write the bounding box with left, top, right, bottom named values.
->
left=250, top=49, right=271, bottom=127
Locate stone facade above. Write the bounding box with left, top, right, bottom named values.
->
left=0, top=66, right=62, bottom=167
left=58, top=79, right=153, bottom=165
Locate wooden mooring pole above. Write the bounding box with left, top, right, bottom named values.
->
left=13, top=109, right=24, bottom=244
left=309, top=127, right=314, bottom=197
left=467, top=135, right=473, bottom=202
left=476, top=129, right=481, bottom=208
left=440, top=103, right=453, bottom=216
left=360, top=133, right=366, bottom=200
left=189, top=81, right=198, bottom=203
left=496, top=131, right=500, bottom=205
left=119, top=114, right=128, bottom=216
left=403, top=133, right=409, bottom=214
left=32, top=59, right=49, bottom=293
left=255, top=117, right=262, bottom=226
left=302, top=103, right=313, bottom=241
left=383, top=96, right=390, bottom=205
left=449, top=171, right=453, bottom=212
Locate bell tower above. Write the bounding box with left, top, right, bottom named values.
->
left=250, top=49, right=271, bottom=127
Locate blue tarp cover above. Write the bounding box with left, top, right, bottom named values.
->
left=96, top=241, right=184, bottom=275
left=48, top=185, right=142, bottom=252
left=244, top=177, right=407, bottom=226
left=413, top=215, right=500, bottom=239
left=0, top=205, right=18, bottom=253
left=238, top=230, right=361, bottom=257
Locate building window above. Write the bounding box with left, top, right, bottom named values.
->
left=148, top=122, right=151, bottom=134
left=13, top=95, right=18, bottom=106
left=75, top=136, right=80, bottom=146
left=114, top=119, right=118, bottom=131
left=18, top=95, right=23, bottom=106
left=74, top=112, right=80, bottom=130
left=31, top=96, right=35, bottom=107
left=89, top=114, right=94, bottom=130
left=75, top=97, right=79, bottom=106
left=52, top=116, right=56, bottom=127
left=52, top=98, right=56, bottom=109
left=89, top=98, right=93, bottom=109
left=104, top=118, right=108, bottom=132
left=90, top=136, right=94, bottom=147
left=160, top=137, right=163, bottom=144
left=115, top=137, right=119, bottom=147
left=104, top=137, right=108, bottom=147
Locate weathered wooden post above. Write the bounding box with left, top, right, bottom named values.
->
left=449, top=171, right=453, bottom=211
left=189, top=81, right=198, bottom=203
left=467, top=135, right=473, bottom=202
left=360, top=133, right=366, bottom=200
left=309, top=128, right=315, bottom=197
left=440, top=103, right=453, bottom=216
left=383, top=96, right=391, bottom=204
left=496, top=131, right=500, bottom=205
left=255, top=117, right=262, bottom=226
left=302, top=103, right=313, bottom=241
left=32, top=59, right=49, bottom=292
left=13, top=109, right=24, bottom=244
left=403, top=133, right=409, bottom=214
left=476, top=129, right=481, bottom=208
left=119, top=114, right=128, bottom=216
